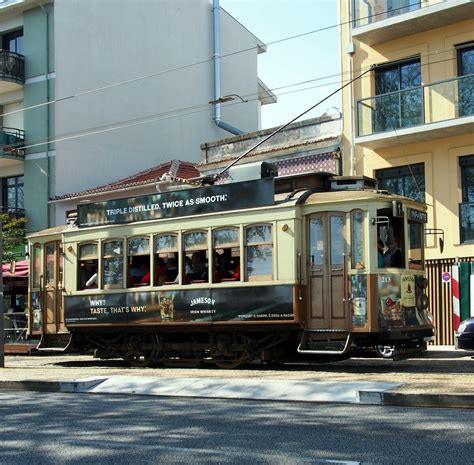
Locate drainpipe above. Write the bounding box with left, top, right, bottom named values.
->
left=212, top=0, right=244, bottom=136
left=347, top=0, right=356, bottom=176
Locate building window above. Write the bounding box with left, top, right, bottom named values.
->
left=376, top=163, right=425, bottom=203
left=2, top=175, right=24, bottom=213
left=457, top=43, right=474, bottom=118
left=374, top=58, right=422, bottom=133
left=2, top=29, right=24, bottom=54
left=460, top=155, right=474, bottom=243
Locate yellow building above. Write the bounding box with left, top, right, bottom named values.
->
left=340, top=0, right=474, bottom=343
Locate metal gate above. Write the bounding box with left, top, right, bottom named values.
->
left=426, top=257, right=474, bottom=345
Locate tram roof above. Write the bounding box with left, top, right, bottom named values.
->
left=28, top=185, right=424, bottom=241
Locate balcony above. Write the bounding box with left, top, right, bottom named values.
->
left=0, top=50, right=25, bottom=94
left=460, top=202, right=474, bottom=243
left=352, top=0, right=474, bottom=46
left=356, top=74, right=474, bottom=148
left=0, top=205, right=25, bottom=219
left=0, top=127, right=25, bottom=167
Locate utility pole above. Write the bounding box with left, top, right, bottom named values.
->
left=0, top=217, right=4, bottom=368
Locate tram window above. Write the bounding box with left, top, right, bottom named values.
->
left=103, top=240, right=124, bottom=289
left=32, top=243, right=41, bottom=289
left=155, top=234, right=179, bottom=285
left=351, top=210, right=365, bottom=269
left=213, top=227, right=240, bottom=282
left=128, top=237, right=150, bottom=287
left=183, top=231, right=208, bottom=284
left=245, top=224, right=273, bottom=281
left=408, top=221, right=423, bottom=269
left=45, top=243, right=55, bottom=285
left=309, top=217, right=324, bottom=267
left=377, top=208, right=405, bottom=268
left=78, top=243, right=99, bottom=290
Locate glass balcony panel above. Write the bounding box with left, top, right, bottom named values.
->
left=357, top=75, right=473, bottom=137
left=358, top=87, right=423, bottom=135
left=353, top=0, right=423, bottom=28
left=460, top=202, right=474, bottom=243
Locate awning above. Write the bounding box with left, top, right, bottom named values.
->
left=2, top=260, right=29, bottom=278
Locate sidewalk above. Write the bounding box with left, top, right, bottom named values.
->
left=1, top=346, right=473, bottom=408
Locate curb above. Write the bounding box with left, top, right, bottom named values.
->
left=358, top=390, right=474, bottom=409
left=0, top=381, right=60, bottom=393
left=1, top=381, right=473, bottom=409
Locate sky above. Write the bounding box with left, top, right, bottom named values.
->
left=220, top=0, right=341, bottom=129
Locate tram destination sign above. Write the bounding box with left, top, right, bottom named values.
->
left=77, top=178, right=275, bottom=227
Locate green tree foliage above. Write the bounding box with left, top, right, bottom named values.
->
left=0, top=213, right=26, bottom=263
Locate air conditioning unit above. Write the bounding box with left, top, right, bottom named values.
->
left=228, top=161, right=277, bottom=183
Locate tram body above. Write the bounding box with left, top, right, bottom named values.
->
left=27, top=175, right=434, bottom=367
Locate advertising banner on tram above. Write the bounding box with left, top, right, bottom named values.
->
left=64, top=285, right=295, bottom=325
left=77, top=178, right=275, bottom=227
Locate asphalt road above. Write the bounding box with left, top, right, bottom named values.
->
left=1, top=391, right=473, bottom=465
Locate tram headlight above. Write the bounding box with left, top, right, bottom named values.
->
left=416, top=293, right=429, bottom=311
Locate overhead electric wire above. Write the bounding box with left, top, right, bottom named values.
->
left=0, top=0, right=425, bottom=120
left=9, top=54, right=461, bottom=153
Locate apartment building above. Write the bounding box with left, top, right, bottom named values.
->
left=340, top=0, right=474, bottom=341
left=0, top=0, right=273, bottom=233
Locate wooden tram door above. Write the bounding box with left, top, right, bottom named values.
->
left=43, top=241, right=65, bottom=334
left=307, top=212, right=350, bottom=330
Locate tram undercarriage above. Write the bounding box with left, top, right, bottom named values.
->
left=65, top=326, right=432, bottom=368
left=70, top=329, right=296, bottom=368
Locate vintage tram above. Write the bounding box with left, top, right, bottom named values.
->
left=27, top=171, right=434, bottom=367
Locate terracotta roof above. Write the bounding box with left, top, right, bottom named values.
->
left=51, top=160, right=201, bottom=202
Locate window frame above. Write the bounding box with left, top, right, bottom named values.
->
left=350, top=209, right=365, bottom=269
left=244, top=223, right=274, bottom=282
left=78, top=242, right=99, bottom=290
left=183, top=229, right=209, bottom=284
left=154, top=233, right=179, bottom=286
left=212, top=226, right=240, bottom=283
left=376, top=163, right=425, bottom=203
left=459, top=155, right=474, bottom=243
left=102, top=239, right=125, bottom=289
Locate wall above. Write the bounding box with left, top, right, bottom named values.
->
left=23, top=3, right=55, bottom=232
left=340, top=1, right=474, bottom=262
left=53, top=0, right=262, bottom=196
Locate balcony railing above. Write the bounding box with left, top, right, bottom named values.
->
left=0, top=206, right=26, bottom=218
left=0, top=127, right=25, bottom=159
left=357, top=74, right=474, bottom=137
left=460, top=202, right=474, bottom=243
left=0, top=50, right=25, bottom=85
left=353, top=0, right=444, bottom=28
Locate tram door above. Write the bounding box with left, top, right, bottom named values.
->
left=307, top=212, right=349, bottom=330
left=43, top=241, right=65, bottom=334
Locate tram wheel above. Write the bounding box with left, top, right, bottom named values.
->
left=210, top=333, right=253, bottom=369
left=375, top=344, right=396, bottom=359
left=122, top=333, right=159, bottom=367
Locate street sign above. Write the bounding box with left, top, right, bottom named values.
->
left=442, top=271, right=451, bottom=283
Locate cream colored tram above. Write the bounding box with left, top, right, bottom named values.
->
left=27, top=175, right=434, bottom=367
